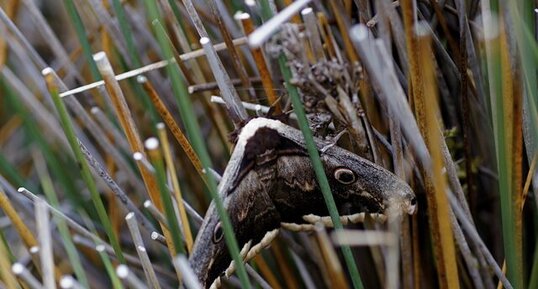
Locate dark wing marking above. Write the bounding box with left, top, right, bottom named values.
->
left=228, top=127, right=307, bottom=195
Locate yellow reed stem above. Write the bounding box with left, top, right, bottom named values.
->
left=156, top=124, right=194, bottom=253
left=272, top=241, right=300, bottom=289
left=253, top=255, right=283, bottom=289
left=314, top=226, right=350, bottom=289
left=0, top=234, right=18, bottom=289
left=0, top=116, right=22, bottom=146
left=0, top=0, right=20, bottom=67
left=412, top=22, right=460, bottom=289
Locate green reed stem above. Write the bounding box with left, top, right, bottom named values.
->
left=278, top=53, right=364, bottom=289
left=45, top=70, right=126, bottom=264
left=2, top=80, right=82, bottom=207
left=0, top=154, right=26, bottom=190
left=256, top=2, right=363, bottom=287
left=63, top=0, right=101, bottom=81
left=97, top=245, right=124, bottom=289
left=141, top=1, right=252, bottom=288
left=258, top=1, right=364, bottom=287
left=484, top=14, right=521, bottom=289
left=110, top=0, right=160, bottom=124
left=36, top=160, right=90, bottom=288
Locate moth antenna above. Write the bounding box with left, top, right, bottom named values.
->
left=265, top=95, right=283, bottom=117
left=320, top=129, right=349, bottom=153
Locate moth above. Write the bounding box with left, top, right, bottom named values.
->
left=189, top=117, right=417, bottom=289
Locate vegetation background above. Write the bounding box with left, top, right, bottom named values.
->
left=0, top=0, right=536, bottom=289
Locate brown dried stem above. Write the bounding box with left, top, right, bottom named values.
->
left=413, top=23, right=460, bottom=289
left=239, top=12, right=281, bottom=113
left=138, top=76, right=205, bottom=181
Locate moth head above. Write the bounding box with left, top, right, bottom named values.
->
left=325, top=154, right=417, bottom=218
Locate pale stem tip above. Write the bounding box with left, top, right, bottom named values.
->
left=125, top=212, right=135, bottom=220
left=116, top=265, right=128, bottom=278
left=60, top=276, right=74, bottom=288
left=92, top=51, right=106, bottom=62
left=200, top=37, right=210, bottom=45
left=144, top=137, right=159, bottom=150
left=350, top=24, right=368, bottom=40
left=235, top=12, right=250, bottom=20
left=136, top=75, right=147, bottom=83
left=133, top=152, right=144, bottom=160
left=301, top=7, right=313, bottom=15
left=11, top=263, right=23, bottom=274
left=41, top=67, right=54, bottom=76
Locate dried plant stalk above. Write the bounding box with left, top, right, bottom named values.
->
left=413, top=23, right=460, bottom=289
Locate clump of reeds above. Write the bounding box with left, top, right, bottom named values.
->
left=0, top=0, right=536, bottom=289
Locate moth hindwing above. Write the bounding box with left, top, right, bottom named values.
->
left=189, top=117, right=416, bottom=289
